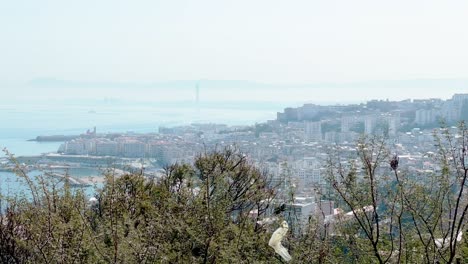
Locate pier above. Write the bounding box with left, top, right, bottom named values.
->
left=44, top=172, right=92, bottom=187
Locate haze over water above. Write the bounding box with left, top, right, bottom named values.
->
left=2, top=80, right=468, bottom=156
left=0, top=98, right=281, bottom=156
left=1, top=0, right=468, bottom=162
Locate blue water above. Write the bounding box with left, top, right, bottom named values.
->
left=0, top=101, right=282, bottom=200
left=0, top=169, right=102, bottom=198
left=0, top=101, right=280, bottom=156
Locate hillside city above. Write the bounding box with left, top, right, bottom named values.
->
left=4, top=0, right=468, bottom=261
left=19, top=93, right=463, bottom=232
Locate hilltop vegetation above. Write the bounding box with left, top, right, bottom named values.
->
left=1, top=148, right=278, bottom=263
left=1, top=123, right=468, bottom=263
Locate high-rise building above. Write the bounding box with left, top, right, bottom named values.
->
left=64, top=139, right=87, bottom=155
left=96, top=141, right=119, bottom=156
left=442, top=94, right=468, bottom=122
left=364, top=115, right=376, bottom=134
left=386, top=113, right=401, bottom=136
left=305, top=121, right=322, bottom=141
left=122, top=141, right=146, bottom=158
left=415, top=109, right=438, bottom=125
left=341, top=116, right=356, bottom=133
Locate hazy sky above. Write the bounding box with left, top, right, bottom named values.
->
left=1, top=0, right=468, bottom=98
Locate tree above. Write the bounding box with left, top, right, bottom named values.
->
left=3, top=124, right=468, bottom=263
left=324, top=122, right=468, bottom=263
left=0, top=147, right=279, bottom=263
left=326, top=135, right=402, bottom=263
left=402, top=122, right=468, bottom=263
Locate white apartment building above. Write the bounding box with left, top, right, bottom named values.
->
left=305, top=121, right=322, bottom=142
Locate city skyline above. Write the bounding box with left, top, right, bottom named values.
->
left=2, top=2, right=468, bottom=262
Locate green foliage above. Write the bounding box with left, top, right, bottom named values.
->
left=322, top=122, right=468, bottom=263
left=0, top=148, right=277, bottom=263
left=3, top=123, right=468, bottom=263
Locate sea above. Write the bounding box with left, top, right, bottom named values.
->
left=0, top=101, right=285, bottom=200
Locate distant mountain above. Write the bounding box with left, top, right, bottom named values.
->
left=28, top=78, right=468, bottom=90
left=27, top=78, right=274, bottom=90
